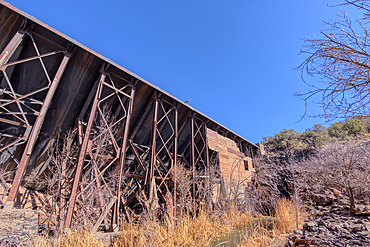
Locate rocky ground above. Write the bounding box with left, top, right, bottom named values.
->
left=300, top=205, right=370, bottom=246
left=285, top=191, right=370, bottom=246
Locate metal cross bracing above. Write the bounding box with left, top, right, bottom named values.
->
left=0, top=23, right=74, bottom=203
left=148, top=98, right=176, bottom=201
left=118, top=96, right=179, bottom=221
left=0, top=2, right=261, bottom=233
left=190, top=116, right=211, bottom=214
left=63, top=68, right=135, bottom=229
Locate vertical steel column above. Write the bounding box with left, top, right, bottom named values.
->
left=191, top=115, right=196, bottom=216
left=7, top=53, right=71, bottom=202
left=64, top=73, right=105, bottom=228
left=0, top=31, right=25, bottom=68
left=172, top=106, right=178, bottom=219
left=203, top=124, right=211, bottom=211
left=115, top=86, right=135, bottom=225
left=148, top=98, right=159, bottom=201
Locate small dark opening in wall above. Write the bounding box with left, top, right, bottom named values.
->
left=244, top=160, right=249, bottom=171
left=208, top=149, right=220, bottom=178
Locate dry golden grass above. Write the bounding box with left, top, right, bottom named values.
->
left=113, top=208, right=253, bottom=247
left=32, top=199, right=304, bottom=247
left=30, top=208, right=251, bottom=247
left=273, top=197, right=307, bottom=234
left=32, top=229, right=104, bottom=247
left=242, top=198, right=307, bottom=247
left=242, top=226, right=271, bottom=247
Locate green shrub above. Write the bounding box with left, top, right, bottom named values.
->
left=327, top=121, right=348, bottom=140
left=262, top=129, right=301, bottom=151
left=301, top=124, right=330, bottom=148
left=343, top=119, right=367, bottom=137
left=357, top=116, right=370, bottom=132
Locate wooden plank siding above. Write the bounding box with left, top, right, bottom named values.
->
left=206, top=128, right=255, bottom=186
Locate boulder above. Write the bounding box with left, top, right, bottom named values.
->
left=311, top=193, right=336, bottom=206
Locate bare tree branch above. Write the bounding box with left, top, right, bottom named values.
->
left=296, top=4, right=370, bottom=119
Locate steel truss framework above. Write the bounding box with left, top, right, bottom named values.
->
left=0, top=2, right=258, bottom=233
left=0, top=26, right=73, bottom=203
left=64, top=69, right=136, bottom=229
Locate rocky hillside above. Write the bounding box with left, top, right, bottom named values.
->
left=256, top=140, right=370, bottom=246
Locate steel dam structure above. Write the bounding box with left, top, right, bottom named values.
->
left=0, top=1, right=258, bottom=231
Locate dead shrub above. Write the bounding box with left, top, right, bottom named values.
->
left=296, top=141, right=370, bottom=208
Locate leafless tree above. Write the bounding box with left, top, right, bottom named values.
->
left=296, top=1, right=370, bottom=119
left=341, top=0, right=370, bottom=19
left=42, top=129, right=77, bottom=233
left=244, top=156, right=286, bottom=215
left=296, top=141, right=370, bottom=208
left=32, top=105, right=122, bottom=233
left=69, top=104, right=120, bottom=229
left=171, top=159, right=192, bottom=215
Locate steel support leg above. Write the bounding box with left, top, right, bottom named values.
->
left=173, top=106, right=178, bottom=219
left=204, top=124, right=211, bottom=211
left=115, top=86, right=135, bottom=226
left=7, top=53, right=71, bottom=202
left=64, top=73, right=105, bottom=228
left=0, top=31, right=26, bottom=153
left=0, top=31, right=25, bottom=68
left=148, top=98, right=159, bottom=201
left=191, top=115, right=196, bottom=216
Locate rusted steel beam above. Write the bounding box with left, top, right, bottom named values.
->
left=101, top=81, right=131, bottom=99
left=125, top=173, right=168, bottom=182
left=166, top=114, right=188, bottom=156
left=29, top=35, right=51, bottom=85
left=114, top=96, right=131, bottom=139
left=3, top=50, right=64, bottom=68
left=59, top=130, right=76, bottom=229
left=0, top=86, right=48, bottom=109
left=153, top=159, right=171, bottom=195
left=0, top=111, right=37, bottom=116
left=0, top=138, right=24, bottom=153
left=191, top=115, right=196, bottom=216
left=173, top=106, right=178, bottom=219
left=91, top=196, right=117, bottom=233
left=27, top=54, right=70, bottom=152
left=93, top=164, right=109, bottom=228
left=64, top=73, right=105, bottom=228
left=0, top=33, right=24, bottom=90
left=96, top=106, right=119, bottom=153
left=89, top=155, right=114, bottom=198
left=129, top=141, right=147, bottom=172
left=0, top=31, right=25, bottom=68
left=204, top=123, right=211, bottom=211
left=148, top=98, right=159, bottom=201
left=146, top=99, right=175, bottom=203
left=77, top=120, right=83, bottom=145
left=7, top=53, right=71, bottom=203
left=0, top=31, right=29, bottom=133
left=0, top=117, right=27, bottom=127
left=124, top=173, right=145, bottom=181
left=155, top=150, right=170, bottom=174
left=115, top=85, right=135, bottom=226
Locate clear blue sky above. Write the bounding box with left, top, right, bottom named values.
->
left=6, top=0, right=362, bottom=143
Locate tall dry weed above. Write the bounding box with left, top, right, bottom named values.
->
left=32, top=198, right=302, bottom=247
left=113, top=208, right=252, bottom=247
left=242, top=198, right=306, bottom=247
left=32, top=229, right=104, bottom=247
left=242, top=226, right=271, bottom=247
left=273, top=197, right=306, bottom=234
